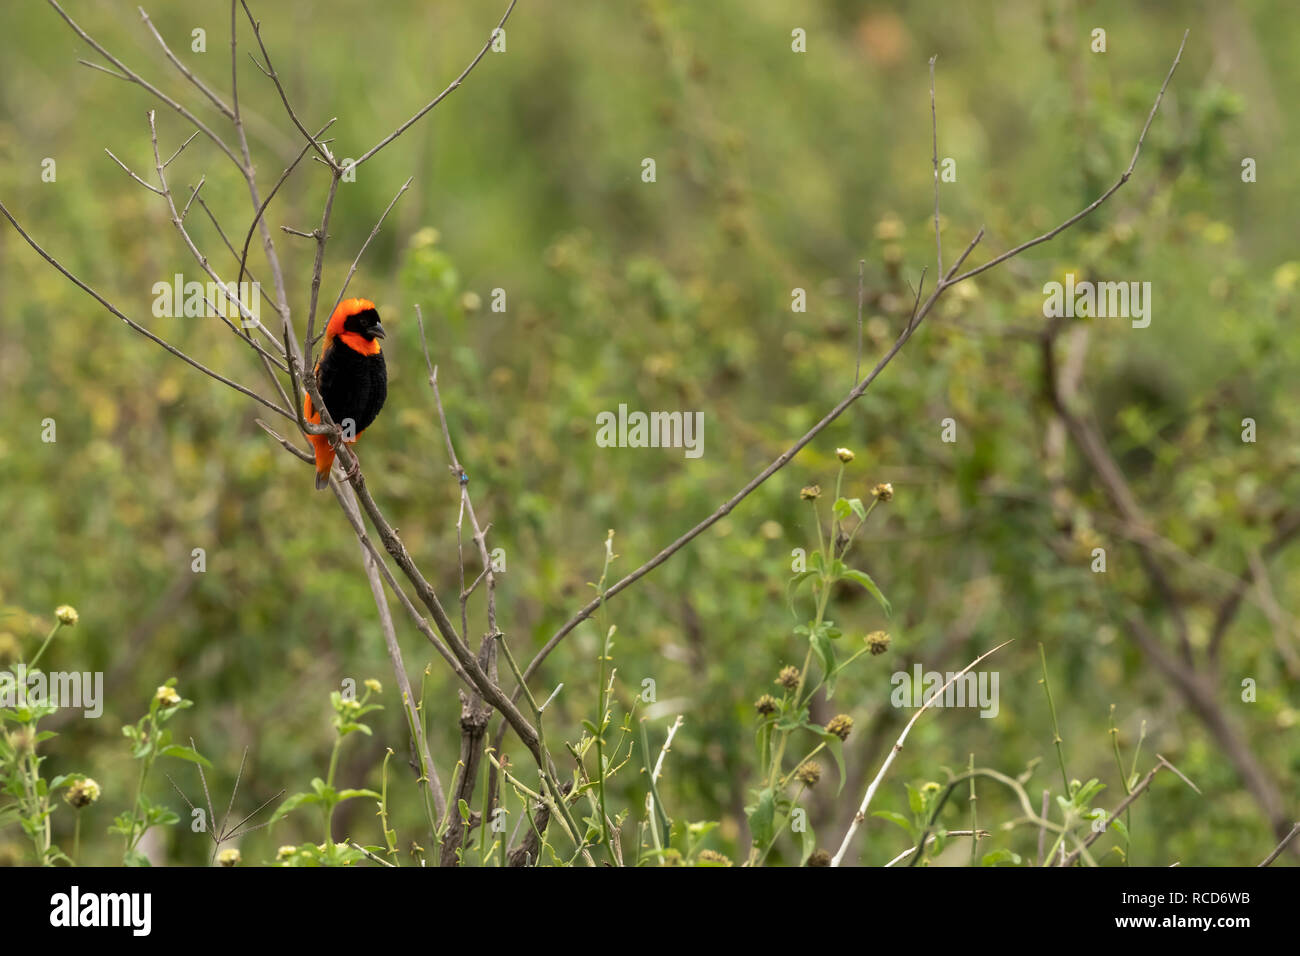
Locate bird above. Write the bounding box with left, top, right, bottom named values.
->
left=304, top=297, right=388, bottom=489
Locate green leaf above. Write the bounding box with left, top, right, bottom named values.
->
left=799, top=819, right=817, bottom=865
left=842, top=569, right=891, bottom=616
left=336, top=788, right=382, bottom=803
left=872, top=810, right=916, bottom=839
left=159, top=744, right=212, bottom=768
left=747, top=788, right=776, bottom=847
left=906, top=783, right=925, bottom=816
left=458, top=799, right=471, bottom=823
left=786, top=571, right=819, bottom=614
left=833, top=497, right=851, bottom=521
left=848, top=498, right=867, bottom=521
left=809, top=627, right=835, bottom=685
left=822, top=734, right=847, bottom=794
left=981, top=848, right=1022, bottom=866
left=270, top=791, right=322, bottom=824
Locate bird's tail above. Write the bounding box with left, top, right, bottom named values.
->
left=309, top=433, right=335, bottom=490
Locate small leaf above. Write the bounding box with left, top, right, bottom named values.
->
left=748, top=788, right=776, bottom=847
left=270, top=791, right=322, bottom=824
left=872, top=810, right=915, bottom=839
left=842, top=569, right=891, bottom=616
left=336, top=788, right=382, bottom=803
left=906, top=783, right=925, bottom=815
left=981, top=848, right=1022, bottom=866
left=159, top=744, right=212, bottom=768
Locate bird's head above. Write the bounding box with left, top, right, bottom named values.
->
left=327, top=298, right=385, bottom=354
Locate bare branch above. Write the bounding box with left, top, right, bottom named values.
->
left=0, top=200, right=293, bottom=422
left=138, top=5, right=234, bottom=119
left=929, top=54, right=941, bottom=276
left=831, top=641, right=1012, bottom=866
left=47, top=0, right=242, bottom=168
left=522, top=34, right=1187, bottom=689
left=323, top=177, right=414, bottom=339
left=353, top=0, right=519, bottom=169
left=239, top=0, right=339, bottom=172
left=1259, top=822, right=1300, bottom=868
left=949, top=30, right=1188, bottom=286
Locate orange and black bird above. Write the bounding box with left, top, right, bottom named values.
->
left=304, top=298, right=388, bottom=489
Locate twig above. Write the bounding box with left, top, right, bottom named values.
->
left=320, top=176, right=414, bottom=346
left=47, top=0, right=241, bottom=168
left=929, top=54, right=942, bottom=277
left=0, top=200, right=292, bottom=422
left=1258, top=822, right=1300, bottom=867
left=337, top=482, right=448, bottom=823
left=349, top=841, right=396, bottom=867
left=1059, top=755, right=1196, bottom=867
left=352, top=0, right=519, bottom=169
left=528, top=33, right=1187, bottom=687
left=854, top=258, right=864, bottom=385
left=239, top=0, right=339, bottom=172
left=831, top=641, right=1012, bottom=866
left=883, top=829, right=988, bottom=868
left=139, top=6, right=235, bottom=119
left=949, top=30, right=1188, bottom=286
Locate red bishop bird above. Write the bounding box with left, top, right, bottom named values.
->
left=304, top=298, right=388, bottom=489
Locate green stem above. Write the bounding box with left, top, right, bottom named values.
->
left=1038, top=643, right=1070, bottom=795
left=968, top=753, right=978, bottom=866
left=27, top=622, right=62, bottom=671
left=324, top=736, right=343, bottom=847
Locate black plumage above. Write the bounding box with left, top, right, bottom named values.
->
left=316, top=337, right=387, bottom=437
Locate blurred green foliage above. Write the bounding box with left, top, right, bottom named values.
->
left=1, top=0, right=1297, bottom=865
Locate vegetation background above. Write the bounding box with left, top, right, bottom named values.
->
left=0, top=0, right=1296, bottom=865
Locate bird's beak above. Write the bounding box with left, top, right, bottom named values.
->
left=370, top=322, right=386, bottom=339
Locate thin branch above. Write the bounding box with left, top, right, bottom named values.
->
left=929, top=54, right=942, bottom=277
left=47, top=0, right=242, bottom=168
left=1059, top=755, right=1196, bottom=866
left=229, top=0, right=295, bottom=362
left=854, top=258, right=864, bottom=385
left=179, top=174, right=205, bottom=221
left=253, top=418, right=313, bottom=464
left=884, top=829, right=987, bottom=868
left=239, top=0, right=339, bottom=172
left=335, top=481, right=448, bottom=822
left=235, top=119, right=337, bottom=292
left=138, top=5, right=234, bottom=119
left=831, top=641, right=1012, bottom=866
left=524, top=233, right=984, bottom=685
left=162, top=129, right=201, bottom=168
left=1258, top=822, right=1300, bottom=867
left=303, top=174, right=341, bottom=363
left=949, top=30, right=1188, bottom=286
left=0, top=200, right=293, bottom=422
left=104, top=147, right=162, bottom=194
left=321, top=177, right=414, bottom=344
left=352, top=0, right=519, bottom=169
